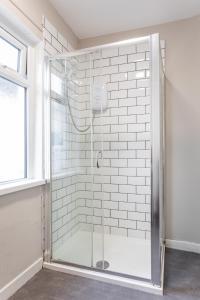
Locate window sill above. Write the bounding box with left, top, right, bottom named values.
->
left=0, top=179, right=46, bottom=196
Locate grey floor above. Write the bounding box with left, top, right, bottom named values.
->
left=9, top=249, right=200, bottom=300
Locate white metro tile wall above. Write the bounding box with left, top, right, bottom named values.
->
left=77, top=41, right=166, bottom=240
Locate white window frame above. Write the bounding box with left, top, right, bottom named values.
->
left=0, top=25, right=45, bottom=190
left=0, top=26, right=27, bottom=76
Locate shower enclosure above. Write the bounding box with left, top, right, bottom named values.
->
left=44, top=33, right=165, bottom=293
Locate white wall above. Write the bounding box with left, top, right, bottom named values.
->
left=79, top=15, right=200, bottom=245
left=0, top=187, right=43, bottom=289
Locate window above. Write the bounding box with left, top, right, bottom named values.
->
left=0, top=27, right=28, bottom=183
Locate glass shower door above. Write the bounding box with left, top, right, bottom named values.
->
left=50, top=53, right=94, bottom=268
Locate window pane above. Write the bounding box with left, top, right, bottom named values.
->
left=0, top=37, right=20, bottom=71
left=0, top=76, right=26, bottom=183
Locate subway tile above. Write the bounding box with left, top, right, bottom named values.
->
left=45, top=18, right=57, bottom=38
left=136, top=61, right=150, bottom=70
left=106, top=82, right=118, bottom=91
left=111, top=72, right=128, bottom=82
left=128, top=159, right=145, bottom=167
left=128, top=194, right=146, bottom=203
left=128, top=211, right=146, bottom=221
left=118, top=98, right=137, bottom=107
left=128, top=88, right=146, bottom=98
left=136, top=42, right=149, bottom=52
left=57, top=32, right=68, bottom=49
left=137, top=79, right=150, bottom=88
left=136, top=203, right=151, bottom=213
left=119, top=167, right=136, bottom=176
left=119, top=184, right=136, bottom=194
left=104, top=217, right=118, bottom=227
left=111, top=210, right=127, bottom=219
left=111, top=193, right=127, bottom=202
left=103, top=200, right=118, bottom=209
left=136, top=150, right=151, bottom=158
left=128, top=177, right=145, bottom=185
left=110, top=107, right=127, bottom=115
left=119, top=150, right=136, bottom=158
left=102, top=184, right=118, bottom=193
left=94, top=58, right=110, bottom=68
left=137, top=132, right=151, bottom=141
left=137, top=168, right=151, bottom=176
left=119, top=202, right=136, bottom=211
left=128, top=70, right=145, bottom=80
left=128, top=123, right=145, bottom=132
left=119, top=219, right=136, bottom=229
left=111, top=175, right=127, bottom=184
left=119, top=115, right=136, bottom=124
left=111, top=124, right=127, bottom=133
left=111, top=90, right=127, bottom=99
left=111, top=141, right=127, bottom=150
left=102, top=65, right=118, bottom=75
left=119, top=63, right=136, bottom=72
left=102, top=47, right=119, bottom=58
left=128, top=53, right=145, bottom=63
left=137, top=221, right=150, bottom=231
left=111, top=55, right=127, bottom=65
left=128, top=141, right=145, bottom=149
left=111, top=159, right=128, bottom=168
left=119, top=44, right=136, bottom=55
left=119, top=132, right=136, bottom=141
left=137, top=185, right=151, bottom=195
left=119, top=80, right=136, bottom=90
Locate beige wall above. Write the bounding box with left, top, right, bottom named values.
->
left=79, top=16, right=200, bottom=244
left=1, top=0, right=78, bottom=48
left=0, top=187, right=43, bottom=289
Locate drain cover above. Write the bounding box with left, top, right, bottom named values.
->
left=96, top=260, right=110, bottom=270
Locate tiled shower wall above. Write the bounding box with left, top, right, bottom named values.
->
left=77, top=42, right=153, bottom=240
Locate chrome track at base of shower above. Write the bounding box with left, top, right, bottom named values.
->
left=43, top=261, right=163, bottom=295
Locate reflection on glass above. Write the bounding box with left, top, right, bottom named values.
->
left=0, top=76, right=26, bottom=182
left=0, top=37, right=20, bottom=72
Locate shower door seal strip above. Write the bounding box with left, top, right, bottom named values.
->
left=43, top=261, right=163, bottom=295
left=150, top=33, right=165, bottom=287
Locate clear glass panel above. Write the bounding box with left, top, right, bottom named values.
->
left=51, top=54, right=94, bottom=267
left=50, top=39, right=154, bottom=281
left=0, top=37, right=20, bottom=72
left=0, top=76, right=26, bottom=182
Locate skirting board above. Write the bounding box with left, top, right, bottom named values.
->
left=166, top=239, right=200, bottom=254
left=0, top=257, right=43, bottom=300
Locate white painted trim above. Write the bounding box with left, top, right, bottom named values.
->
left=0, top=179, right=46, bottom=196
left=0, top=257, right=43, bottom=300
left=43, top=262, right=163, bottom=295
left=166, top=239, right=200, bottom=254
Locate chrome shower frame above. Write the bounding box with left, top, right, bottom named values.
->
left=43, top=33, right=165, bottom=293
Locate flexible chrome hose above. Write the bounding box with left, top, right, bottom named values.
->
left=66, top=95, right=94, bottom=133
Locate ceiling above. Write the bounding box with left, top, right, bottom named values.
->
left=49, top=0, right=200, bottom=39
